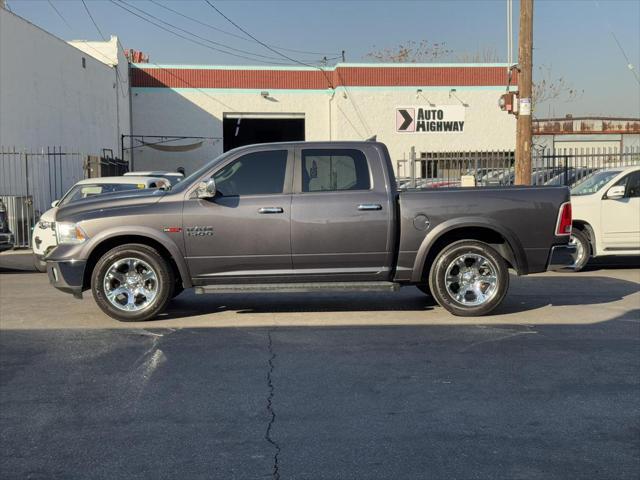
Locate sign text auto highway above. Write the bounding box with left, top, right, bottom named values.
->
left=396, top=106, right=465, bottom=133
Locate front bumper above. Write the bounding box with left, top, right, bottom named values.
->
left=547, top=244, right=577, bottom=271
left=47, top=259, right=86, bottom=298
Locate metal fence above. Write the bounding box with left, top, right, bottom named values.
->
left=396, top=146, right=640, bottom=189
left=0, top=147, right=85, bottom=247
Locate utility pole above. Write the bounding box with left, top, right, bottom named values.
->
left=515, top=0, right=533, bottom=185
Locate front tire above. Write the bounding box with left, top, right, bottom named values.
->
left=429, top=240, right=509, bottom=316
left=569, top=229, right=590, bottom=272
left=91, top=244, right=174, bottom=322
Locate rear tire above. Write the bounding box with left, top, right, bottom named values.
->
left=429, top=240, right=509, bottom=317
left=569, top=229, right=590, bottom=272
left=91, top=244, right=174, bottom=322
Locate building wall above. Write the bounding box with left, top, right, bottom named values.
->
left=0, top=9, right=130, bottom=155
left=131, top=64, right=516, bottom=174
left=331, top=87, right=516, bottom=159
left=131, top=88, right=331, bottom=172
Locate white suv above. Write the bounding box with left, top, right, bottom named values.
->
left=570, top=166, right=640, bottom=270
left=32, top=176, right=170, bottom=271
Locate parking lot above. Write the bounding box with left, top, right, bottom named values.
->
left=1, top=251, right=639, bottom=479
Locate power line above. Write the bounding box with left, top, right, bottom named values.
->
left=81, top=0, right=106, bottom=41
left=203, top=1, right=334, bottom=87
left=203, top=1, right=313, bottom=66
left=610, top=31, right=640, bottom=85
left=47, top=0, right=72, bottom=30
left=110, top=0, right=290, bottom=65
left=48, top=0, right=127, bottom=97
left=119, top=0, right=290, bottom=63
left=334, top=68, right=372, bottom=138
left=148, top=0, right=339, bottom=57
left=104, top=1, right=299, bottom=114
left=335, top=104, right=365, bottom=139
left=593, top=0, right=640, bottom=86
left=202, top=2, right=367, bottom=135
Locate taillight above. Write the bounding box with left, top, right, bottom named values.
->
left=556, top=202, right=572, bottom=236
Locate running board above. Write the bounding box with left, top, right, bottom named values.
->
left=194, top=282, right=400, bottom=294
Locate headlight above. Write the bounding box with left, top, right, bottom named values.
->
left=55, top=222, right=87, bottom=244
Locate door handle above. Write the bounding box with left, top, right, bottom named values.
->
left=258, top=207, right=284, bottom=214
left=358, top=204, right=382, bottom=211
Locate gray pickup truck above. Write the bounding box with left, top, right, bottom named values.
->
left=46, top=141, right=574, bottom=321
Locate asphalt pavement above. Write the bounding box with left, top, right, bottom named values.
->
left=1, top=250, right=639, bottom=479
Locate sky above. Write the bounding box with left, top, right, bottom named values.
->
left=6, top=0, right=640, bottom=117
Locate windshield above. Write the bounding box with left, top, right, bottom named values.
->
left=58, top=183, right=142, bottom=206
left=570, top=170, right=621, bottom=196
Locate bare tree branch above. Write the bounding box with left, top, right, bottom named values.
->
left=365, top=40, right=452, bottom=63
left=532, top=64, right=583, bottom=109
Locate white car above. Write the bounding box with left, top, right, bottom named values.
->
left=570, top=166, right=640, bottom=270
left=32, top=176, right=170, bottom=272
left=124, top=171, right=184, bottom=186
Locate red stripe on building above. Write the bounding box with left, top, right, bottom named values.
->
left=131, top=66, right=518, bottom=89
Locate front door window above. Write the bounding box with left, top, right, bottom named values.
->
left=214, top=150, right=288, bottom=196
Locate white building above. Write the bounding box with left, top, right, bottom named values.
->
left=0, top=8, right=130, bottom=156
left=130, top=63, right=517, bottom=174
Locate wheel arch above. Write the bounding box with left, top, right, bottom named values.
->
left=81, top=231, right=192, bottom=291
left=572, top=220, right=596, bottom=256
left=411, top=219, right=526, bottom=283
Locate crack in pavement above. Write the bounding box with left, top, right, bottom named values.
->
left=265, top=330, right=281, bottom=480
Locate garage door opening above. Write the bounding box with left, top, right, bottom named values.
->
left=223, top=114, right=305, bottom=152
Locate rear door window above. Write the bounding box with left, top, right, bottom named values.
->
left=301, top=149, right=370, bottom=193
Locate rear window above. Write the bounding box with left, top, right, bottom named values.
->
left=301, top=149, right=371, bottom=192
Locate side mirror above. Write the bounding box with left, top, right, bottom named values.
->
left=51, top=200, right=59, bottom=208
left=605, top=185, right=625, bottom=200
left=196, top=178, right=216, bottom=199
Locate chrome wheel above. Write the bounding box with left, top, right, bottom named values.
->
left=103, top=257, right=158, bottom=312
left=444, top=253, right=499, bottom=306
left=569, top=234, right=586, bottom=268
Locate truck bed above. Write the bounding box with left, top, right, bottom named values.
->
left=394, top=185, right=570, bottom=281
